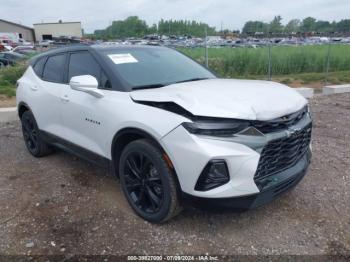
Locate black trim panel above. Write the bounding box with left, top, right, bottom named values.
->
left=40, top=130, right=111, bottom=169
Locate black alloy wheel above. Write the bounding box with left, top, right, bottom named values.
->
left=21, top=111, right=52, bottom=157
left=21, top=111, right=39, bottom=154
left=119, top=139, right=182, bottom=223
left=124, top=151, right=163, bottom=213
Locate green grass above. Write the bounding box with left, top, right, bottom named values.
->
left=275, top=70, right=350, bottom=86
left=228, top=70, right=350, bottom=87
left=0, top=64, right=26, bottom=97
left=179, top=44, right=350, bottom=78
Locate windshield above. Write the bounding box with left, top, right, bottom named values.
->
left=101, top=47, right=216, bottom=90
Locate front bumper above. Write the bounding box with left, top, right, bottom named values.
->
left=161, top=125, right=262, bottom=198
left=161, top=113, right=312, bottom=199
left=182, top=149, right=311, bottom=209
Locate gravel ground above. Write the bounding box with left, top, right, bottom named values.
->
left=0, top=93, right=349, bottom=257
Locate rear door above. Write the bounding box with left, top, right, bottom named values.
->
left=60, top=51, right=111, bottom=157
left=29, top=53, right=67, bottom=136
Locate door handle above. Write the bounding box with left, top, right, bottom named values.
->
left=30, top=85, right=38, bottom=91
left=61, top=95, right=70, bottom=102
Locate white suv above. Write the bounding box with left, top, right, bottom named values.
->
left=16, top=45, right=312, bottom=223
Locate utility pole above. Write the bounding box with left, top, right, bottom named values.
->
left=221, top=21, right=224, bottom=38
left=267, top=25, right=272, bottom=81
left=205, top=27, right=208, bottom=68
left=268, top=43, right=272, bottom=81
left=325, top=42, right=332, bottom=86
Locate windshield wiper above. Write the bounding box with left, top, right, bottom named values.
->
left=173, top=77, right=210, bottom=84
left=131, top=83, right=166, bottom=91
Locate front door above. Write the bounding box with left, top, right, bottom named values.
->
left=60, top=51, right=110, bottom=157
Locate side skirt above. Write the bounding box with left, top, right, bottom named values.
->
left=40, top=130, right=112, bottom=170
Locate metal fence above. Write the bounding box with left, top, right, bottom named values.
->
left=197, top=41, right=350, bottom=87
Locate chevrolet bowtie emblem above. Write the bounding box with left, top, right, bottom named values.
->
left=286, top=127, right=301, bottom=138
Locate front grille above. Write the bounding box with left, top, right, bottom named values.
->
left=252, top=106, right=308, bottom=134
left=254, top=123, right=312, bottom=180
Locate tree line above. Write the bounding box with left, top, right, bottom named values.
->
left=93, top=16, right=216, bottom=39
left=242, top=16, right=350, bottom=34
left=92, top=16, right=350, bottom=39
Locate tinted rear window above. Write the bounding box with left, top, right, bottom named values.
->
left=42, top=54, right=66, bottom=83
left=33, top=57, right=46, bottom=77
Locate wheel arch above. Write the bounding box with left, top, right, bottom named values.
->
left=18, top=102, right=31, bottom=119
left=111, top=127, right=179, bottom=183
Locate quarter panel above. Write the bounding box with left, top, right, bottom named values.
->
left=17, top=67, right=64, bottom=136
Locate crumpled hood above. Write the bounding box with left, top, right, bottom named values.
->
left=130, top=79, right=307, bottom=121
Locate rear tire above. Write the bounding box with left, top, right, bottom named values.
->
left=119, top=139, right=182, bottom=223
left=21, top=111, right=53, bottom=157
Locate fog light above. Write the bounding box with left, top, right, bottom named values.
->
left=195, top=160, right=230, bottom=191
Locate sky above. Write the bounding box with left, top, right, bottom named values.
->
left=1, top=0, right=350, bottom=33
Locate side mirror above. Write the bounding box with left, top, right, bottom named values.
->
left=69, top=75, right=104, bottom=98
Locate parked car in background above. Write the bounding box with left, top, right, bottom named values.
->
left=0, top=39, right=16, bottom=49
left=17, top=45, right=312, bottom=223
left=4, top=45, right=14, bottom=51
left=0, top=51, right=25, bottom=67
left=38, top=40, right=54, bottom=47
left=0, top=39, right=15, bottom=46
left=12, top=46, right=36, bottom=55
left=0, top=42, right=14, bottom=52
left=18, top=39, right=33, bottom=46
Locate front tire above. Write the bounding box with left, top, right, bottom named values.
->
left=119, top=139, right=182, bottom=223
left=21, top=111, right=53, bottom=157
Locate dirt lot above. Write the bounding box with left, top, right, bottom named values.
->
left=0, top=95, right=16, bottom=108
left=0, top=94, right=349, bottom=257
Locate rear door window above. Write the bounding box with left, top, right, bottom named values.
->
left=42, top=54, right=66, bottom=83
left=33, top=57, right=47, bottom=77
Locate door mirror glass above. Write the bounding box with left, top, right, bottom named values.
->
left=69, top=75, right=103, bottom=98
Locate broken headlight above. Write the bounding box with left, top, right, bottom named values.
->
left=182, top=121, right=250, bottom=137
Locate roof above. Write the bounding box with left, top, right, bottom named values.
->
left=33, top=21, right=81, bottom=26
left=90, top=44, right=167, bottom=51
left=32, top=43, right=166, bottom=56
left=29, top=44, right=90, bottom=63
left=0, top=19, right=33, bottom=31
left=29, top=44, right=168, bottom=65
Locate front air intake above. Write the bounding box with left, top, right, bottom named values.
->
left=195, top=160, right=230, bottom=191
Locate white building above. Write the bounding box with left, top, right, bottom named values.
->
left=33, top=21, right=82, bottom=42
